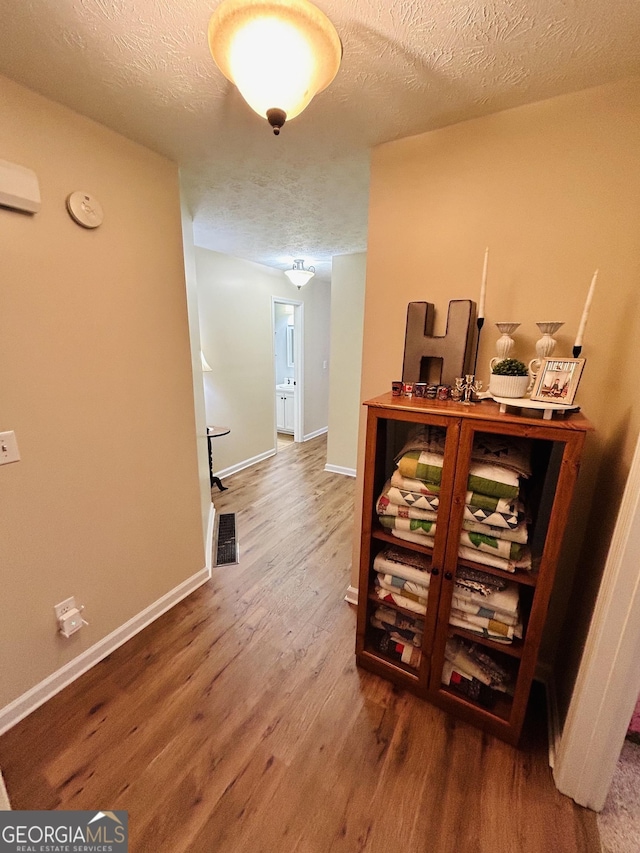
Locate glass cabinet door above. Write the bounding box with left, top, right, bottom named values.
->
left=428, top=418, right=586, bottom=739
left=356, top=407, right=461, bottom=693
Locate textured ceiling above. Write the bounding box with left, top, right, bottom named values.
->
left=1, top=0, right=640, bottom=281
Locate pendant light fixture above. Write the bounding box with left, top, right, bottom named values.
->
left=208, top=0, right=342, bottom=135
left=284, top=259, right=315, bottom=288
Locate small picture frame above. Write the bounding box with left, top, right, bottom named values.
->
left=531, top=357, right=585, bottom=406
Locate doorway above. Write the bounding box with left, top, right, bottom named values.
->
left=272, top=297, right=304, bottom=447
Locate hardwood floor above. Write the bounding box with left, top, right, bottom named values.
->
left=0, top=435, right=600, bottom=852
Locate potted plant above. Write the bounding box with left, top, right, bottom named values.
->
left=489, top=358, right=530, bottom=399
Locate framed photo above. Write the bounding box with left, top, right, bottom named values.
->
left=531, top=358, right=585, bottom=406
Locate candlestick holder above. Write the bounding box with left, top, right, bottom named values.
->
left=528, top=321, right=564, bottom=391
left=455, top=374, right=483, bottom=405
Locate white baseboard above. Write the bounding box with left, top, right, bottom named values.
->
left=0, top=566, right=211, bottom=737
left=304, top=427, right=328, bottom=441
left=325, top=464, right=356, bottom=478
left=214, top=447, right=276, bottom=480
left=344, top=585, right=359, bottom=606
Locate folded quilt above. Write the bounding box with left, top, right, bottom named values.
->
left=451, top=593, right=520, bottom=626
left=457, top=545, right=514, bottom=572
left=390, top=470, right=441, bottom=496
left=383, top=480, right=441, bottom=514
left=463, top=500, right=521, bottom=530
left=441, top=661, right=499, bottom=708
left=444, top=637, right=514, bottom=692
left=396, top=427, right=532, bottom=479
left=371, top=616, right=423, bottom=647
left=371, top=629, right=422, bottom=669
left=453, top=571, right=520, bottom=616
left=376, top=491, right=438, bottom=522
left=375, top=582, right=427, bottom=614
left=379, top=515, right=436, bottom=540
left=377, top=572, right=430, bottom=601
left=459, top=530, right=522, bottom=561
left=373, top=605, right=425, bottom=637
left=373, top=548, right=432, bottom=586
left=390, top=528, right=436, bottom=548
left=449, top=607, right=523, bottom=641
left=455, top=565, right=508, bottom=597
left=380, top=518, right=531, bottom=571
left=398, top=449, right=520, bottom=500
left=462, top=517, right=528, bottom=543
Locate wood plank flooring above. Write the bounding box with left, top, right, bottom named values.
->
left=0, top=435, right=600, bottom=852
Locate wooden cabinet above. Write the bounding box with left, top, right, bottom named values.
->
left=276, top=389, right=294, bottom=433
left=355, top=392, right=592, bottom=745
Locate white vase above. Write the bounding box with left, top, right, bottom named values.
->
left=494, top=322, right=520, bottom=361
left=489, top=373, right=530, bottom=399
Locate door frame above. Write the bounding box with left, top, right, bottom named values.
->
left=553, top=430, right=640, bottom=809
left=272, top=296, right=304, bottom=444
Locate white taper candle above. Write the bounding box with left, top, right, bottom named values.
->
left=478, top=247, right=488, bottom=320
left=574, top=269, right=598, bottom=348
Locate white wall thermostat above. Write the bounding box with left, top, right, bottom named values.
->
left=66, top=191, right=103, bottom=229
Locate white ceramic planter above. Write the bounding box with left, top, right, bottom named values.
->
left=489, top=374, right=530, bottom=399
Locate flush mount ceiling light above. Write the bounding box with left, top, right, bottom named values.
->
left=284, top=259, right=315, bottom=288
left=208, top=0, right=342, bottom=135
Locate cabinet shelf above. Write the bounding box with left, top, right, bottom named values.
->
left=447, top=627, right=524, bottom=659
left=355, top=392, right=593, bottom=745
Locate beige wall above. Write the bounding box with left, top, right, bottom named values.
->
left=353, top=78, right=640, bottom=708
left=0, top=76, right=205, bottom=710
left=195, top=248, right=330, bottom=473
left=326, top=253, right=367, bottom=473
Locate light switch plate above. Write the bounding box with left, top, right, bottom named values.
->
left=0, top=431, right=20, bottom=465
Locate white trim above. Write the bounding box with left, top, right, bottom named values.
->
left=214, top=447, right=276, bottom=480
left=324, top=463, right=356, bottom=478
left=293, top=303, right=304, bottom=443
left=344, top=585, right=359, bottom=606
left=553, top=430, right=640, bottom=810
left=0, top=566, right=211, bottom=737
left=205, top=502, right=216, bottom=572
left=304, top=426, right=328, bottom=442
left=0, top=770, right=10, bottom=809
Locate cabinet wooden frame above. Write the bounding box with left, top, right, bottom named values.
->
left=355, top=392, right=592, bottom=745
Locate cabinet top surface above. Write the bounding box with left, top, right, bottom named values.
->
left=364, top=392, right=593, bottom=433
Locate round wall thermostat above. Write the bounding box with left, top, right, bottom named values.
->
left=66, top=191, right=103, bottom=229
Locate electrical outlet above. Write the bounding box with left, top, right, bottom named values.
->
left=54, top=596, right=77, bottom=620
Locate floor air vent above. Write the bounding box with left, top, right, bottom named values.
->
left=215, top=513, right=239, bottom=566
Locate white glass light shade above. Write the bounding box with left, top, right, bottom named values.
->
left=284, top=259, right=315, bottom=288
left=201, top=351, right=213, bottom=371
left=284, top=268, right=314, bottom=287
left=208, top=0, right=342, bottom=132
